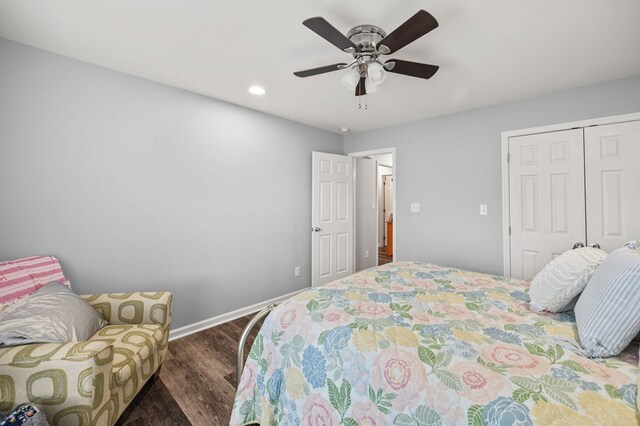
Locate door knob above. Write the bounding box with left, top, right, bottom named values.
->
left=590, top=243, right=601, bottom=249
left=573, top=242, right=584, bottom=249
left=313, top=227, right=321, bottom=232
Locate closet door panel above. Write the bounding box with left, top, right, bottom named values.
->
left=509, top=129, right=586, bottom=280
left=585, top=120, right=640, bottom=252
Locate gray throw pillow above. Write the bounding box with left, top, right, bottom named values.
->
left=0, top=282, right=107, bottom=347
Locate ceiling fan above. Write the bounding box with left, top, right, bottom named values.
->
left=294, top=10, right=440, bottom=97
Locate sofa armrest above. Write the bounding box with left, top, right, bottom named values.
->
left=0, top=341, right=113, bottom=422
left=81, top=292, right=172, bottom=328
left=0, top=340, right=112, bottom=365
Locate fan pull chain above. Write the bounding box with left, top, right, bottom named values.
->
left=357, top=96, right=369, bottom=110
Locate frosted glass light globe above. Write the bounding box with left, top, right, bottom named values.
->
left=340, top=68, right=360, bottom=90
left=367, top=62, right=386, bottom=84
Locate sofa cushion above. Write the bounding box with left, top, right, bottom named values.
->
left=89, top=324, right=163, bottom=388
left=0, top=255, right=70, bottom=311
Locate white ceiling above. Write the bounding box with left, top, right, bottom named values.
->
left=1, top=1, right=639, bottom=133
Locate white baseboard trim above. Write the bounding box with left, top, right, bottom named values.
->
left=169, top=287, right=310, bottom=341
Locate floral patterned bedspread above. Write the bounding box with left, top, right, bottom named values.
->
left=230, top=262, right=639, bottom=425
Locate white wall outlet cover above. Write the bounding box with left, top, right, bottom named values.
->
left=480, top=204, right=488, bottom=215
left=294, top=267, right=301, bottom=277
left=411, top=203, right=420, bottom=213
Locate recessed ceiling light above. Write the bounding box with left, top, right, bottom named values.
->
left=248, top=86, right=266, bottom=95
left=340, top=127, right=350, bottom=133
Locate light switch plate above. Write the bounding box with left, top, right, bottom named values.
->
left=480, top=204, right=488, bottom=215
left=411, top=203, right=420, bottom=213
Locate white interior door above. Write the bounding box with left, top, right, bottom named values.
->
left=585, top=120, right=640, bottom=252
left=312, top=152, right=354, bottom=287
left=509, top=129, right=586, bottom=280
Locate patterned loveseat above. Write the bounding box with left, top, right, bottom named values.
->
left=0, top=291, right=172, bottom=425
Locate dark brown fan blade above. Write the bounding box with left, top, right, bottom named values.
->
left=294, top=63, right=348, bottom=78
left=385, top=59, right=439, bottom=79
left=303, top=17, right=357, bottom=52
left=355, top=77, right=366, bottom=97
left=378, top=10, right=438, bottom=54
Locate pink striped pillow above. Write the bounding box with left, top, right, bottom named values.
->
left=0, top=256, right=70, bottom=309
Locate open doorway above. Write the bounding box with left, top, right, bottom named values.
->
left=380, top=173, right=393, bottom=265
left=350, top=148, right=395, bottom=272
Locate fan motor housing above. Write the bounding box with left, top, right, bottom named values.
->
left=346, top=25, right=387, bottom=53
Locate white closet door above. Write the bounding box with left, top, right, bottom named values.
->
left=585, top=120, right=640, bottom=252
left=509, top=129, right=586, bottom=280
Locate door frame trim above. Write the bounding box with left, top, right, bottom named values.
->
left=347, top=148, right=397, bottom=266
left=501, top=112, right=640, bottom=277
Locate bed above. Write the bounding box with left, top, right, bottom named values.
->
left=230, top=262, right=639, bottom=425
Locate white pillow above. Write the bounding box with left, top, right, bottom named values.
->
left=529, top=247, right=607, bottom=313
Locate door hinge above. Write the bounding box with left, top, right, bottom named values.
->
left=507, top=153, right=510, bottom=163
left=509, top=226, right=512, bottom=235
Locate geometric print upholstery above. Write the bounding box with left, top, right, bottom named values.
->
left=0, top=340, right=114, bottom=424
left=81, top=292, right=171, bottom=359
left=89, top=324, right=163, bottom=389
left=0, top=291, right=172, bottom=426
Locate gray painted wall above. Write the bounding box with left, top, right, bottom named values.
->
left=344, top=75, right=640, bottom=275
left=1, top=36, right=639, bottom=330
left=0, top=38, right=343, bottom=329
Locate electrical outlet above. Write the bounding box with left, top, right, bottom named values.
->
left=411, top=203, right=420, bottom=213
left=294, top=267, right=300, bottom=277
left=480, top=204, right=488, bottom=216
left=365, top=250, right=369, bottom=258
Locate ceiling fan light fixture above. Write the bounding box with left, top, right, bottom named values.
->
left=365, top=78, right=378, bottom=93
left=340, top=68, right=360, bottom=90
left=367, top=62, right=386, bottom=84
left=294, top=10, right=440, bottom=102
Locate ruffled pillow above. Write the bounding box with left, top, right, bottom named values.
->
left=529, top=247, right=607, bottom=313
left=624, top=240, right=639, bottom=250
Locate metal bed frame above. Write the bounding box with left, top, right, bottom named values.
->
left=236, top=303, right=278, bottom=389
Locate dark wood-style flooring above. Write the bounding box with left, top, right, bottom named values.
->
left=117, top=254, right=396, bottom=425
left=379, top=246, right=392, bottom=265
left=116, top=314, right=263, bottom=426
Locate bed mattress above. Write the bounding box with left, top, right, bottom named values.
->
left=231, top=262, right=639, bottom=425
